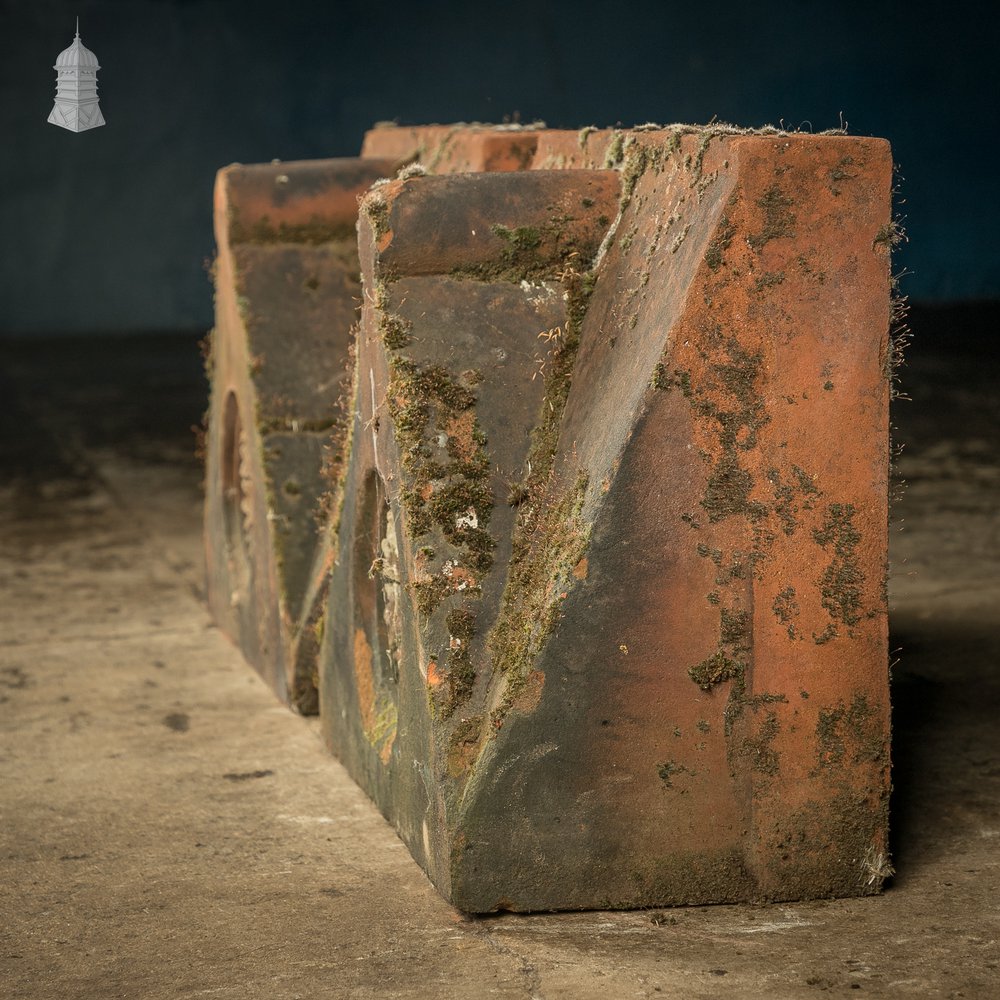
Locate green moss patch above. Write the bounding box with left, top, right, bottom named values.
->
left=747, top=184, right=796, bottom=250
left=362, top=191, right=390, bottom=241
left=487, top=269, right=597, bottom=724
left=772, top=585, right=800, bottom=639
left=444, top=607, right=478, bottom=708
left=812, top=502, right=865, bottom=633
left=704, top=215, right=736, bottom=271
left=814, top=694, right=881, bottom=773
left=386, top=356, right=495, bottom=613
left=689, top=651, right=743, bottom=691
left=670, top=331, right=769, bottom=525
left=657, top=760, right=694, bottom=788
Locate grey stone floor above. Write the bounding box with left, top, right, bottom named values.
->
left=1, top=310, right=998, bottom=999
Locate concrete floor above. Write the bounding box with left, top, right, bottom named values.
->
left=1, top=309, right=998, bottom=999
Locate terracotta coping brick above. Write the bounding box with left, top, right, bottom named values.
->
left=206, top=125, right=894, bottom=910
left=205, top=157, right=396, bottom=710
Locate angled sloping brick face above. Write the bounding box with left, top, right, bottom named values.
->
left=207, top=131, right=552, bottom=710
left=451, top=130, right=893, bottom=910
left=206, top=158, right=397, bottom=710
left=206, top=125, right=893, bottom=911
left=320, top=129, right=892, bottom=911
left=321, top=169, right=621, bottom=899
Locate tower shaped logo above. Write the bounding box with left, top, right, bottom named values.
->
left=48, top=18, right=105, bottom=132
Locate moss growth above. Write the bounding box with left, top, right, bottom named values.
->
left=721, top=663, right=787, bottom=780
left=809, top=692, right=888, bottom=882
left=490, top=223, right=542, bottom=253
left=753, top=271, right=785, bottom=293
left=255, top=411, right=339, bottom=435
left=688, top=131, right=716, bottom=184
left=385, top=356, right=495, bottom=625
left=413, top=574, right=452, bottom=617
left=772, top=585, right=800, bottom=639
left=747, top=184, right=796, bottom=250
left=446, top=607, right=476, bottom=640
left=489, top=471, right=589, bottom=723
left=315, top=333, right=361, bottom=541
left=814, top=695, right=879, bottom=771
left=671, top=332, right=769, bottom=525
left=688, top=651, right=743, bottom=691
left=447, top=715, right=484, bottom=777
left=520, top=268, right=595, bottom=486
left=198, top=329, right=214, bottom=383
left=720, top=608, right=750, bottom=648
left=507, top=482, right=529, bottom=507
left=704, top=215, right=735, bottom=271
left=443, top=608, right=478, bottom=711
left=792, top=465, right=820, bottom=502
left=578, top=126, right=598, bottom=150
left=451, top=214, right=583, bottom=284
left=423, top=127, right=458, bottom=173
left=380, top=313, right=412, bottom=350
left=702, top=452, right=754, bottom=522
left=657, top=760, right=693, bottom=788
left=696, top=542, right=722, bottom=563
left=771, top=473, right=797, bottom=536
left=769, top=464, right=818, bottom=538
left=362, top=191, right=390, bottom=241
left=688, top=602, right=753, bottom=693
left=828, top=155, right=856, bottom=193
left=814, top=623, right=838, bottom=645
left=603, top=131, right=625, bottom=167
left=812, top=503, right=865, bottom=629
left=670, top=224, right=692, bottom=254
left=619, top=138, right=652, bottom=208
left=619, top=225, right=638, bottom=254
left=873, top=221, right=903, bottom=252
left=487, top=269, right=596, bottom=724
left=387, top=361, right=477, bottom=440
left=732, top=710, right=781, bottom=776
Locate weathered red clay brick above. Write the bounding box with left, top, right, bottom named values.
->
left=206, top=133, right=552, bottom=709
left=321, top=168, right=621, bottom=903
left=320, top=128, right=892, bottom=911
left=459, top=130, right=892, bottom=909
left=531, top=126, right=618, bottom=168
left=362, top=123, right=541, bottom=172
left=364, top=169, right=619, bottom=276
left=206, top=124, right=893, bottom=910
left=205, top=157, right=396, bottom=710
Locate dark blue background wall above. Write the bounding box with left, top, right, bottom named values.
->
left=1, top=0, right=996, bottom=335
